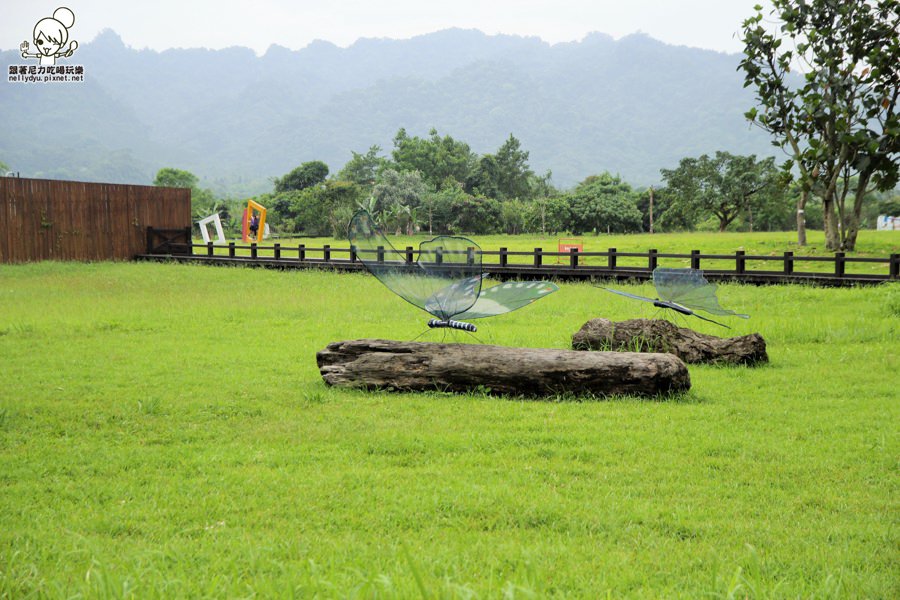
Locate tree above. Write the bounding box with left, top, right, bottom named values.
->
left=391, top=128, right=476, bottom=190
left=466, top=155, right=501, bottom=199
left=153, top=167, right=216, bottom=218
left=337, top=145, right=387, bottom=188
left=371, top=169, right=429, bottom=234
left=524, top=196, right=570, bottom=235
left=153, top=167, right=198, bottom=189
left=420, top=183, right=469, bottom=235
left=278, top=180, right=361, bottom=237
left=449, top=196, right=502, bottom=235
left=500, top=199, right=527, bottom=234
left=739, top=0, right=899, bottom=250
left=274, top=161, right=329, bottom=193
left=566, top=173, right=643, bottom=234
left=0, top=160, right=10, bottom=175
left=475, top=134, right=534, bottom=200
left=660, top=152, right=784, bottom=232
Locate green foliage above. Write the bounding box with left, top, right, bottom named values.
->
left=470, top=134, right=537, bottom=201
left=660, top=152, right=786, bottom=232
left=0, top=160, right=10, bottom=175
left=876, top=196, right=900, bottom=219
left=153, top=167, right=221, bottom=220
left=500, top=199, right=527, bottom=235
left=372, top=169, right=427, bottom=213
left=271, top=180, right=362, bottom=236
left=336, top=145, right=387, bottom=189
left=391, top=128, right=476, bottom=190
left=524, top=195, right=571, bottom=235
left=739, top=0, right=900, bottom=250
left=448, top=195, right=502, bottom=235
left=566, top=173, right=643, bottom=234
left=153, top=167, right=198, bottom=189
left=419, top=183, right=468, bottom=235
left=273, top=161, right=330, bottom=193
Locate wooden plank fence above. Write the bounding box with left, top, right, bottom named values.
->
left=139, top=233, right=900, bottom=286
left=0, top=177, right=190, bottom=263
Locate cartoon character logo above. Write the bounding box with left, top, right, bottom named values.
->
left=20, top=7, right=79, bottom=66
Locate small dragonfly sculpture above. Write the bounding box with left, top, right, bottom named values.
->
left=600, top=268, right=749, bottom=328
left=349, top=210, right=558, bottom=333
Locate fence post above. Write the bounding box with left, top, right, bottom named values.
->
left=834, top=252, right=846, bottom=277
left=534, top=248, right=543, bottom=268
left=891, top=254, right=899, bottom=279
left=323, top=244, right=331, bottom=262
left=349, top=245, right=357, bottom=262
left=377, top=245, right=385, bottom=263
left=467, top=247, right=475, bottom=266
left=435, top=248, right=443, bottom=265
left=228, top=242, right=235, bottom=258
left=607, top=248, right=616, bottom=270
left=735, top=250, right=746, bottom=275
left=500, top=247, right=508, bottom=268
left=405, top=246, right=414, bottom=264
left=783, top=251, right=793, bottom=275
left=690, top=250, right=700, bottom=270
left=273, top=243, right=281, bottom=260
left=298, top=244, right=306, bottom=261
left=207, top=241, right=214, bottom=257
left=648, top=248, right=658, bottom=271
left=570, top=247, right=579, bottom=268
left=184, top=226, right=193, bottom=255
left=250, top=243, right=258, bottom=259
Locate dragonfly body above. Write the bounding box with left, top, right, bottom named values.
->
left=653, top=299, right=693, bottom=316
left=427, top=319, right=477, bottom=332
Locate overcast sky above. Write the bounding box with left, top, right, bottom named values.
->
left=2, top=0, right=766, bottom=55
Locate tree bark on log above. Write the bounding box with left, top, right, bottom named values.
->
left=572, top=318, right=768, bottom=365
left=317, top=339, right=690, bottom=397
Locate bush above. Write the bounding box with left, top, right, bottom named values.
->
left=449, top=196, right=502, bottom=234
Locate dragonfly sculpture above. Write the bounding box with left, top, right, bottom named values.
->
left=601, top=268, right=749, bottom=328
left=349, top=210, right=558, bottom=333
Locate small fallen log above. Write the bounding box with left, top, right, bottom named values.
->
left=572, top=318, right=768, bottom=366
left=316, top=339, right=690, bottom=397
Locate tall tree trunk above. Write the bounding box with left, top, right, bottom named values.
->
left=823, top=196, right=840, bottom=251
left=841, top=171, right=872, bottom=252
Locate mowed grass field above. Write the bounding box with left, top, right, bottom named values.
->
left=0, top=259, right=898, bottom=598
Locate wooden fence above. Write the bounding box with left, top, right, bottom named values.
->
left=0, top=177, right=190, bottom=263
left=140, top=233, right=900, bottom=286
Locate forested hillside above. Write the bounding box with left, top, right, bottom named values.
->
left=1, top=28, right=774, bottom=194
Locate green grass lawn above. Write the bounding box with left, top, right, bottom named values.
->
left=1, top=262, right=898, bottom=598
left=206, top=229, right=900, bottom=277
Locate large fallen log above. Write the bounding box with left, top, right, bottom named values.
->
left=317, top=339, right=690, bottom=397
left=572, top=318, right=768, bottom=365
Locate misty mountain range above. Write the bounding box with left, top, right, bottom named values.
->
left=1, top=28, right=775, bottom=195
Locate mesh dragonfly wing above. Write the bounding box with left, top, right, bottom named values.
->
left=653, top=268, right=749, bottom=318
left=454, top=280, right=559, bottom=320
left=348, top=210, right=483, bottom=320
left=601, top=287, right=658, bottom=305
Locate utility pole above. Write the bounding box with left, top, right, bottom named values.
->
left=649, top=186, right=654, bottom=234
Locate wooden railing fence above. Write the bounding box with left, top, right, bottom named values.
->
left=141, top=231, right=900, bottom=286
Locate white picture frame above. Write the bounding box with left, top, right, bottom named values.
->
left=198, top=213, right=227, bottom=244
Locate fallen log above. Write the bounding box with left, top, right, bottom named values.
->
left=316, top=339, right=690, bottom=397
left=572, top=318, right=768, bottom=366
